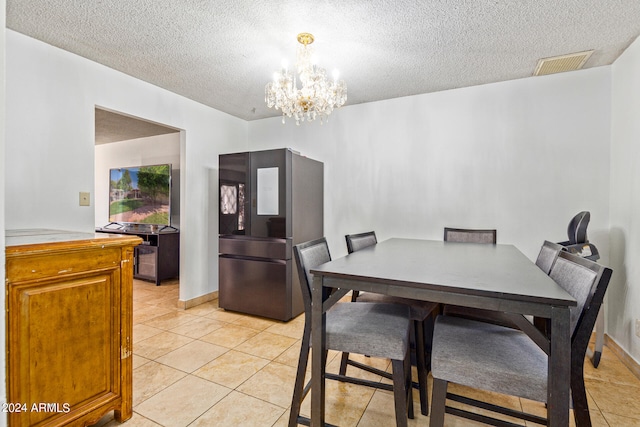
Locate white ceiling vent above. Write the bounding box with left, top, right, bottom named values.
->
left=534, top=50, right=594, bottom=76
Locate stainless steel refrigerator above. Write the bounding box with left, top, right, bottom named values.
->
left=218, top=148, right=323, bottom=321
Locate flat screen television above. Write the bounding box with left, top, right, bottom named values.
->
left=109, top=164, right=172, bottom=226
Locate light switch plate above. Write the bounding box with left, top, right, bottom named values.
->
left=79, top=192, right=90, bottom=206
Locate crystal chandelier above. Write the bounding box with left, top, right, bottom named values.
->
left=265, top=33, right=347, bottom=125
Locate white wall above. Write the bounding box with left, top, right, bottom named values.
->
left=5, top=30, right=249, bottom=303
left=610, top=35, right=640, bottom=363
left=249, top=68, right=612, bottom=263
left=95, top=132, right=181, bottom=227
left=1, top=1, right=7, bottom=424
left=5, top=26, right=630, bottom=367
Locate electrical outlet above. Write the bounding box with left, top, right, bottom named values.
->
left=79, top=192, right=90, bottom=207
left=636, top=319, right=640, bottom=339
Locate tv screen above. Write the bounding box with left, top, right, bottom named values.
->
left=109, top=164, right=171, bottom=225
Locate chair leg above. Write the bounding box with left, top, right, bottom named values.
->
left=414, top=319, right=428, bottom=415
left=571, top=359, right=592, bottom=427
left=288, top=324, right=311, bottom=427
left=391, top=358, right=409, bottom=427
left=339, top=351, right=349, bottom=375
left=405, top=350, right=414, bottom=420
left=430, top=378, right=448, bottom=427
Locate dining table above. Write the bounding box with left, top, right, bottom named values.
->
left=309, top=238, right=577, bottom=426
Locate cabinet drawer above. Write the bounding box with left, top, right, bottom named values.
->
left=219, top=236, right=290, bottom=260
left=6, top=246, right=124, bottom=283
left=219, top=255, right=291, bottom=320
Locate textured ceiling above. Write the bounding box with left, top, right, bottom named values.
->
left=7, top=0, right=640, bottom=121
left=95, top=108, right=179, bottom=144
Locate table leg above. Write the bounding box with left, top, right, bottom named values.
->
left=547, top=306, right=571, bottom=426
left=311, top=275, right=326, bottom=426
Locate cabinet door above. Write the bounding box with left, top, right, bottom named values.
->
left=7, top=269, right=122, bottom=426
left=135, top=245, right=158, bottom=281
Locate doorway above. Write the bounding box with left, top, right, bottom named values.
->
left=94, top=107, right=182, bottom=288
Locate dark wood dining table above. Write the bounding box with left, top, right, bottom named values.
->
left=309, top=238, right=577, bottom=426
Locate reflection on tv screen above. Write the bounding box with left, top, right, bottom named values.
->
left=109, top=164, right=171, bottom=226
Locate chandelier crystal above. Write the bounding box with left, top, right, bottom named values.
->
left=265, top=33, right=347, bottom=125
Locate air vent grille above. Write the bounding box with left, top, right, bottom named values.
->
left=534, top=50, right=594, bottom=76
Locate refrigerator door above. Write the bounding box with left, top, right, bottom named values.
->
left=250, top=149, right=289, bottom=238
left=219, top=152, right=250, bottom=236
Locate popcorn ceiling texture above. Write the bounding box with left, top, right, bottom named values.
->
left=7, top=0, right=640, bottom=121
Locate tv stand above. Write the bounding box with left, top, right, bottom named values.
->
left=96, top=225, right=179, bottom=285
left=102, top=221, right=126, bottom=230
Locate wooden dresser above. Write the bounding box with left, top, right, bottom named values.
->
left=5, top=229, right=142, bottom=427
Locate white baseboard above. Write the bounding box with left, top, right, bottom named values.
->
left=177, top=291, right=218, bottom=310
left=604, top=333, right=640, bottom=380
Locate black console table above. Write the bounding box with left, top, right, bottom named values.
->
left=96, top=224, right=179, bottom=285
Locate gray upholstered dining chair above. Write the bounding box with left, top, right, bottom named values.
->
left=444, top=227, right=497, bottom=244
left=345, top=230, right=378, bottom=254
left=289, top=237, right=414, bottom=427
left=342, top=231, right=378, bottom=302
left=429, top=250, right=613, bottom=427
left=535, top=240, right=565, bottom=274
left=340, top=231, right=439, bottom=416
left=441, top=227, right=498, bottom=324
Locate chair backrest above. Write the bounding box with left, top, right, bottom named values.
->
left=535, top=240, right=564, bottom=274
left=444, top=227, right=497, bottom=244
left=548, top=251, right=612, bottom=351
left=293, top=237, right=332, bottom=315
left=567, top=211, right=590, bottom=245
left=345, top=231, right=377, bottom=254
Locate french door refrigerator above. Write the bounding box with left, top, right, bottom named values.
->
left=218, top=148, right=323, bottom=321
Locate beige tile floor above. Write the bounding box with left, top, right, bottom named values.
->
left=94, top=279, right=640, bottom=427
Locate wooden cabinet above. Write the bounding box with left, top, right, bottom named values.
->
left=5, top=229, right=142, bottom=427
